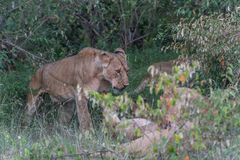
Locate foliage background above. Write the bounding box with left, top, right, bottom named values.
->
left=0, top=0, right=240, bottom=159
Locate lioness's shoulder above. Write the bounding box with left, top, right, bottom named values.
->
left=80, top=47, right=98, bottom=53
left=78, top=47, right=109, bottom=58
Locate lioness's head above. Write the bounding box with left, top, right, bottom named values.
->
left=97, top=48, right=129, bottom=94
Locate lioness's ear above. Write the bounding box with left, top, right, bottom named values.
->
left=114, top=48, right=125, bottom=55
left=114, top=48, right=127, bottom=61
left=96, top=52, right=112, bottom=68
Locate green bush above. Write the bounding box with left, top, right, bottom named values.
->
left=1, top=1, right=240, bottom=159
left=168, top=12, right=240, bottom=88
left=0, top=62, right=37, bottom=127
left=176, top=0, right=239, bottom=18
left=0, top=0, right=174, bottom=64
left=90, top=63, right=240, bottom=159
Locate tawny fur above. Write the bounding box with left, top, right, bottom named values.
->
left=133, top=60, right=174, bottom=94
left=133, top=57, right=193, bottom=94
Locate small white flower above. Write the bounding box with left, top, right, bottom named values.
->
left=18, top=136, right=21, bottom=140
left=179, top=132, right=183, bottom=139
left=226, top=139, right=230, bottom=147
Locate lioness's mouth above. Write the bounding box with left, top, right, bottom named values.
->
left=112, top=87, right=122, bottom=95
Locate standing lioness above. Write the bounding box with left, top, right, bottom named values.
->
left=26, top=47, right=129, bottom=131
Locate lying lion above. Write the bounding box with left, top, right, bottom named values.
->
left=26, top=47, right=129, bottom=131
left=100, top=87, right=202, bottom=158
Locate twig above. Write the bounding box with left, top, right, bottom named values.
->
left=132, top=4, right=146, bottom=38
left=0, top=39, right=49, bottom=63
left=126, top=33, right=150, bottom=46
left=75, top=13, right=101, bottom=37
left=19, top=16, right=50, bottom=47
left=118, top=0, right=127, bottom=49
left=6, top=0, right=32, bottom=15
left=0, top=0, right=32, bottom=30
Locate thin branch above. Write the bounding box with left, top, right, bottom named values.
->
left=6, top=0, right=32, bottom=15
left=19, top=16, right=50, bottom=47
left=0, top=1, right=30, bottom=30
left=126, top=33, right=150, bottom=46
left=118, top=0, right=127, bottom=49
left=0, top=39, right=49, bottom=63
left=132, top=4, right=146, bottom=38
left=75, top=13, right=101, bottom=37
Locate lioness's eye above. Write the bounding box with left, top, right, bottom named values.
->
left=116, top=69, right=121, bottom=73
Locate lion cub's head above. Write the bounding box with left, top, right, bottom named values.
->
left=97, top=48, right=129, bottom=94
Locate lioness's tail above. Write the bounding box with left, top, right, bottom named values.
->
left=29, top=67, right=43, bottom=90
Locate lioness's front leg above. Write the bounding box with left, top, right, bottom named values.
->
left=75, top=89, right=93, bottom=132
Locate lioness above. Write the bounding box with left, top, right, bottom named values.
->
left=26, top=47, right=129, bottom=131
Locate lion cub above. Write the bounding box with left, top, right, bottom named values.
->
left=133, top=57, right=195, bottom=94
left=133, top=61, right=174, bottom=94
